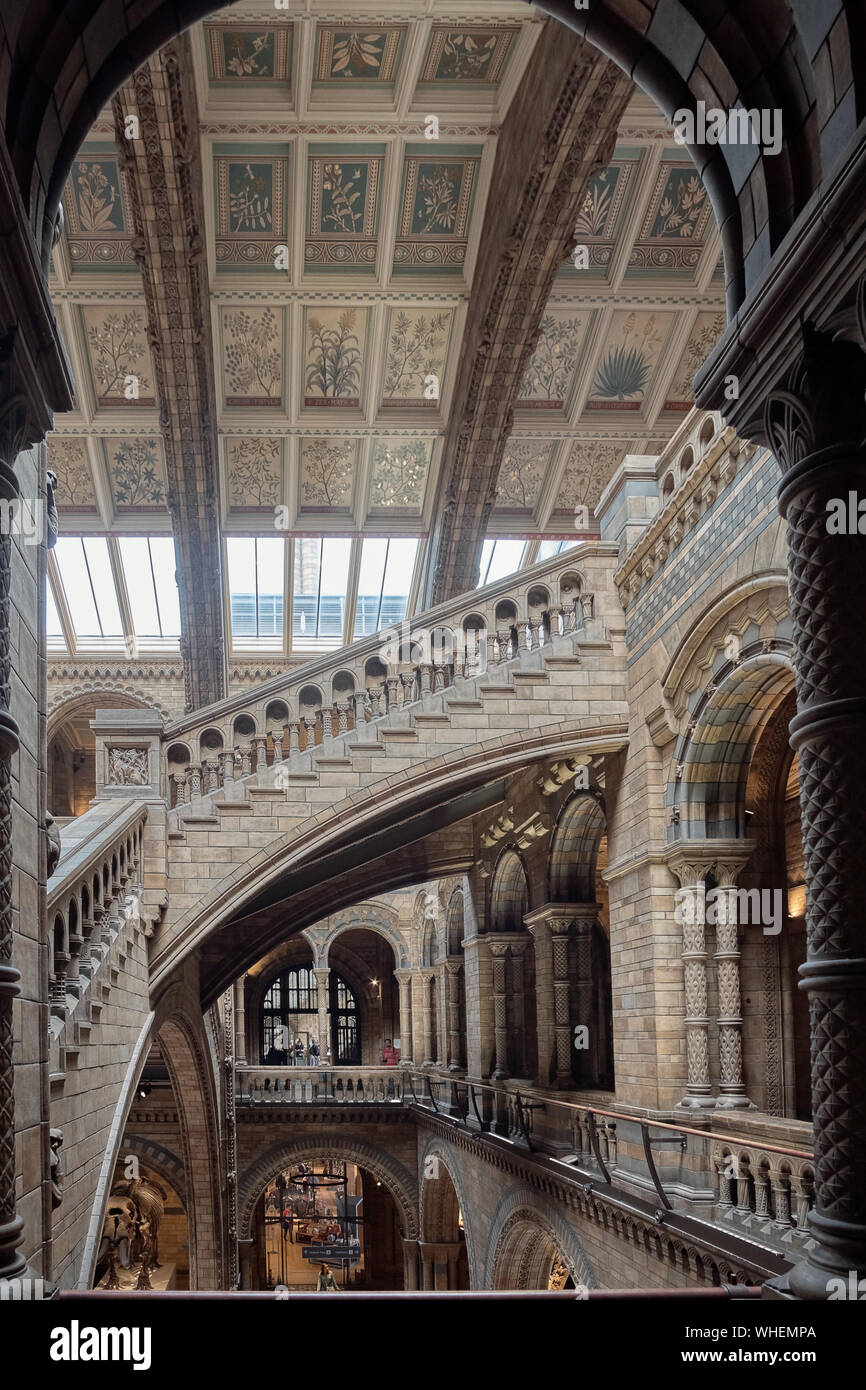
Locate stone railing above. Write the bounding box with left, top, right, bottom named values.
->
left=47, top=800, right=151, bottom=1027
left=236, top=1066, right=406, bottom=1105
left=159, top=545, right=615, bottom=807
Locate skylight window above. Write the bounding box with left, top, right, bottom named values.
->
left=226, top=537, right=284, bottom=642
left=45, top=582, right=64, bottom=639
left=53, top=537, right=123, bottom=639
left=118, top=537, right=182, bottom=638
left=476, top=539, right=528, bottom=588
left=292, top=537, right=352, bottom=648
left=353, top=538, right=418, bottom=639
left=535, top=538, right=578, bottom=562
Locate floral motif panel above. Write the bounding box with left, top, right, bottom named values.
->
left=628, top=159, right=713, bottom=275
left=46, top=438, right=98, bottom=511
left=381, top=309, right=453, bottom=408
left=306, top=151, right=383, bottom=274
left=369, top=439, right=432, bottom=512
left=205, top=27, right=292, bottom=84
left=663, top=312, right=727, bottom=411
left=225, top=438, right=283, bottom=511
left=586, top=311, right=674, bottom=411
left=313, top=27, right=404, bottom=83
left=82, top=307, right=157, bottom=407
left=63, top=149, right=136, bottom=270
left=394, top=149, right=480, bottom=274
left=105, top=437, right=168, bottom=511
left=222, top=307, right=285, bottom=408
left=214, top=151, right=289, bottom=270
left=303, top=307, right=367, bottom=409
left=494, top=440, right=555, bottom=514
left=517, top=312, right=588, bottom=411
left=299, top=439, right=359, bottom=512
left=553, top=441, right=626, bottom=516
left=418, top=26, right=518, bottom=84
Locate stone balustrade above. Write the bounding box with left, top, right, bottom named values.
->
left=237, top=1066, right=405, bottom=1105
left=159, top=546, right=610, bottom=808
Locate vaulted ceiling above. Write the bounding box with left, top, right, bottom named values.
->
left=44, top=0, right=726, bottom=707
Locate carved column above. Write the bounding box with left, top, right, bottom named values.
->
left=313, top=968, right=331, bottom=1063
left=712, top=855, right=754, bottom=1110
left=444, top=958, right=463, bottom=1072
left=763, top=330, right=866, bottom=1296
left=508, top=935, right=530, bottom=1077
left=487, top=938, right=510, bottom=1081
left=525, top=914, right=554, bottom=1085
left=233, top=975, right=247, bottom=1068
left=402, top=1238, right=420, bottom=1290
left=419, top=970, right=435, bottom=1067
left=668, top=854, right=714, bottom=1110
left=572, top=905, right=598, bottom=1085
left=549, top=916, right=574, bottom=1088
left=394, top=969, right=413, bottom=1064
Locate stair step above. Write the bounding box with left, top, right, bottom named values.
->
left=446, top=698, right=483, bottom=711
left=214, top=799, right=255, bottom=814
left=179, top=814, right=222, bottom=826
left=50, top=1071, right=66, bottom=1086
left=285, top=772, right=319, bottom=784
left=247, top=787, right=286, bottom=801
left=413, top=713, right=451, bottom=727
left=314, top=756, right=354, bottom=768
left=513, top=670, right=549, bottom=684
left=380, top=727, right=419, bottom=742
left=543, top=655, right=582, bottom=669
left=478, top=684, right=515, bottom=696
left=168, top=830, right=186, bottom=843
left=346, top=738, right=380, bottom=751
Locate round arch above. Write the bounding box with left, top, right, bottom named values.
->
left=489, top=848, right=529, bottom=931
left=418, top=1138, right=476, bottom=1284
left=237, top=1136, right=419, bottom=1243
left=321, top=911, right=410, bottom=970
left=485, top=1185, right=597, bottom=1291
left=549, top=793, right=606, bottom=901
left=47, top=688, right=167, bottom=739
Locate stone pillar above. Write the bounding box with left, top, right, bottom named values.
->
left=233, top=976, right=247, bottom=1067
left=488, top=937, right=511, bottom=1081
left=549, top=916, right=574, bottom=1088
left=572, top=905, right=598, bottom=1085
left=419, top=970, right=435, bottom=1067
left=435, top=961, right=447, bottom=1066
left=526, top=915, right=554, bottom=1085
left=419, top=1242, right=434, bottom=1290
left=445, top=958, right=463, bottom=1072
left=313, top=968, right=331, bottom=1063
left=668, top=854, right=715, bottom=1110
left=508, top=935, right=530, bottom=1077
left=394, top=969, right=413, bottom=1063
left=712, top=855, right=754, bottom=1110
left=765, top=333, right=866, bottom=1296
left=402, top=1238, right=420, bottom=1290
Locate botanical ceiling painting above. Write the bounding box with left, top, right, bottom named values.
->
left=306, top=151, right=383, bottom=273
left=106, top=437, right=168, bottom=510
left=517, top=312, right=587, bottom=411
left=215, top=151, right=288, bottom=269
left=303, top=308, right=367, bottom=409
left=299, top=438, right=358, bottom=512
left=82, top=307, right=156, bottom=407
left=664, top=311, right=727, bottom=411
left=63, top=149, right=135, bottom=270
left=630, top=160, right=713, bottom=274
left=419, top=27, right=518, bottom=83
left=225, top=438, right=283, bottom=511
left=222, top=307, right=284, bottom=408
left=369, top=439, right=432, bottom=512
left=46, top=437, right=98, bottom=511
left=553, top=441, right=626, bottom=517
left=561, top=156, right=638, bottom=278
left=382, top=309, right=452, bottom=408
left=394, top=151, right=479, bottom=273
left=587, top=310, right=673, bottom=411
left=314, top=27, right=404, bottom=83
left=205, top=26, right=291, bottom=84
left=494, top=440, right=554, bottom=514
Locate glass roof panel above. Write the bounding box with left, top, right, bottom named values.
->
left=54, top=537, right=122, bottom=638
left=476, top=538, right=527, bottom=587
left=354, top=537, right=417, bottom=638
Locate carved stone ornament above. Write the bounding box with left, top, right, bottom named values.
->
left=107, top=746, right=149, bottom=786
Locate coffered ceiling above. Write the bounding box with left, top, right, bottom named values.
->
left=45, top=1, right=725, bottom=671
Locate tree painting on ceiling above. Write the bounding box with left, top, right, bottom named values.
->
left=494, top=441, right=550, bottom=512
left=574, top=167, right=620, bottom=240
left=383, top=311, right=450, bottom=405
left=588, top=311, right=667, bottom=409
left=223, top=308, right=282, bottom=407
left=321, top=163, right=367, bottom=234
left=229, top=163, right=272, bottom=233
left=84, top=309, right=154, bottom=405
left=74, top=161, right=122, bottom=232
left=304, top=309, right=362, bottom=407
left=300, top=440, right=355, bottom=509
left=412, top=165, right=462, bottom=234
left=370, top=441, right=431, bottom=510
left=518, top=314, right=584, bottom=409
left=664, top=311, right=727, bottom=410
left=109, top=439, right=166, bottom=508
left=46, top=439, right=97, bottom=509
left=434, top=32, right=498, bottom=80
left=330, top=31, right=385, bottom=77
left=222, top=31, right=275, bottom=79
left=554, top=442, right=624, bottom=515
left=649, top=170, right=708, bottom=239
left=227, top=439, right=281, bottom=508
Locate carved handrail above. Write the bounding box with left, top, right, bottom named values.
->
left=160, top=544, right=617, bottom=801
left=236, top=1066, right=405, bottom=1104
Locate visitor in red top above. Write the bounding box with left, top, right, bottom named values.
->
left=381, top=1038, right=399, bottom=1066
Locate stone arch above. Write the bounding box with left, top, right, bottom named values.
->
left=674, top=654, right=795, bottom=839
left=485, top=1184, right=597, bottom=1290
left=157, top=1010, right=223, bottom=1288
left=237, top=1136, right=418, bottom=1242
left=118, top=1135, right=187, bottom=1209
left=418, top=1138, right=475, bottom=1283
left=47, top=687, right=166, bottom=738
left=549, top=792, right=606, bottom=901
left=321, top=904, right=410, bottom=970
left=490, top=848, right=529, bottom=931
left=446, top=888, right=465, bottom=955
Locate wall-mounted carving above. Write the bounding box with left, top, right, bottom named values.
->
left=107, top=746, right=149, bottom=786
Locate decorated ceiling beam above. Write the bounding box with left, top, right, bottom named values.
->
left=421, top=22, right=633, bottom=605
left=112, top=35, right=226, bottom=712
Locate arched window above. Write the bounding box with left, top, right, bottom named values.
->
left=260, top=966, right=361, bottom=1065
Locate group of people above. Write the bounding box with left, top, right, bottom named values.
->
left=264, top=1037, right=326, bottom=1066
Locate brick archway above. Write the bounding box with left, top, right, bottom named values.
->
left=237, top=1136, right=419, bottom=1242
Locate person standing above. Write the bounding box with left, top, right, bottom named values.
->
left=293, top=1037, right=305, bottom=1066
left=317, top=1263, right=339, bottom=1292
left=308, top=1038, right=320, bottom=1066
